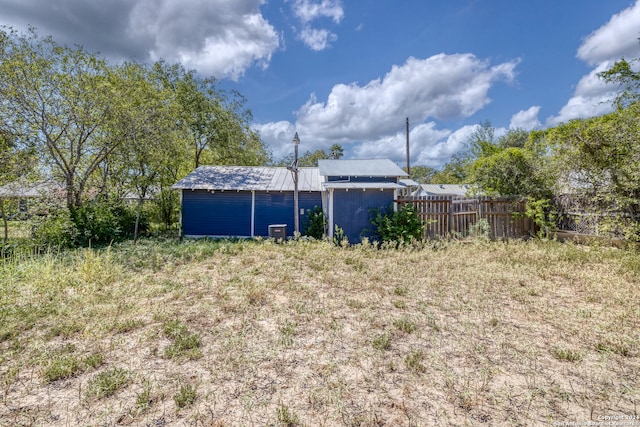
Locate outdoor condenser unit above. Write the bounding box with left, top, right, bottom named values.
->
left=268, top=224, right=287, bottom=239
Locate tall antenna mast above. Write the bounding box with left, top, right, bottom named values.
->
left=405, top=117, right=410, bottom=176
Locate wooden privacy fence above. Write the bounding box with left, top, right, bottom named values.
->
left=397, top=196, right=535, bottom=239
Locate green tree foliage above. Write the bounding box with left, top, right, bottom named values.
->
left=408, top=165, right=436, bottom=184
left=0, top=27, right=271, bottom=239
left=0, top=27, right=120, bottom=209
left=275, top=145, right=344, bottom=167
left=598, top=58, right=640, bottom=109
left=430, top=153, right=471, bottom=184
left=0, top=129, right=34, bottom=241
left=329, top=144, right=344, bottom=159
left=547, top=102, right=640, bottom=241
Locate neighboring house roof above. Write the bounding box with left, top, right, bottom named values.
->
left=399, top=178, right=420, bottom=187
left=171, top=166, right=323, bottom=192
left=0, top=179, right=65, bottom=198
left=414, top=184, right=473, bottom=197
left=318, top=159, right=408, bottom=177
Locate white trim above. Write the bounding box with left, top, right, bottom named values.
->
left=328, top=188, right=334, bottom=238
left=179, top=190, right=183, bottom=238
left=251, top=190, right=255, bottom=237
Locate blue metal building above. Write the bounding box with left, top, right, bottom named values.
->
left=172, top=166, right=322, bottom=238
left=318, top=159, right=408, bottom=243
left=172, top=159, right=408, bottom=242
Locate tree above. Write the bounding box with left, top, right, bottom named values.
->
left=598, top=58, right=640, bottom=109
left=408, top=165, right=436, bottom=184
left=155, top=61, right=270, bottom=169
left=329, top=144, right=344, bottom=159
left=0, top=27, right=120, bottom=209
left=0, top=131, right=33, bottom=241
left=547, top=103, right=640, bottom=240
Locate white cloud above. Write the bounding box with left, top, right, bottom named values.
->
left=290, top=0, right=344, bottom=24
left=509, top=106, right=542, bottom=130
left=296, top=54, right=518, bottom=140
left=253, top=121, right=297, bottom=160
left=551, top=1, right=640, bottom=124
left=0, top=0, right=281, bottom=80
left=299, top=26, right=337, bottom=51
left=577, top=0, right=640, bottom=65
left=547, top=63, right=619, bottom=126
left=257, top=53, right=518, bottom=166
left=288, top=0, right=343, bottom=51
left=130, top=0, right=280, bottom=80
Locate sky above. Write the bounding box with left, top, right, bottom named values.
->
left=2, top=0, right=640, bottom=168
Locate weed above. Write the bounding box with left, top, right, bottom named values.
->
left=41, top=350, right=103, bottom=383
left=405, top=350, right=426, bottom=373
left=163, top=319, right=203, bottom=360
left=276, top=403, right=301, bottom=426
left=393, top=317, right=416, bottom=334
left=278, top=320, right=297, bottom=347
left=174, top=383, right=197, bottom=409
left=551, top=346, right=583, bottom=363
left=42, top=354, right=83, bottom=383
left=86, top=368, right=131, bottom=399
left=136, top=379, right=153, bottom=409
left=372, top=332, right=391, bottom=351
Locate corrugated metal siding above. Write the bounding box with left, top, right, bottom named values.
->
left=333, top=189, right=395, bottom=243
left=254, top=191, right=322, bottom=236
left=182, top=190, right=251, bottom=236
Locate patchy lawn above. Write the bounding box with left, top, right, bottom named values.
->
left=1, top=238, right=638, bottom=426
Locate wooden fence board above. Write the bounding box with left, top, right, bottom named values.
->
left=397, top=196, right=534, bottom=239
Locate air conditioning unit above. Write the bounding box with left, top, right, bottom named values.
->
left=268, top=224, right=287, bottom=239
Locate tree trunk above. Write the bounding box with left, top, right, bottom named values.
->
left=1, top=198, right=7, bottom=243
left=134, top=197, right=143, bottom=244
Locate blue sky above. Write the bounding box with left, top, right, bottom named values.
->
left=2, top=1, right=640, bottom=168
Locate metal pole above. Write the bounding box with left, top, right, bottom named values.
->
left=406, top=117, right=410, bottom=176
left=293, top=134, right=300, bottom=236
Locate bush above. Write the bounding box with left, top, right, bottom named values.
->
left=31, top=199, right=148, bottom=248
left=303, top=206, right=326, bottom=239
left=370, top=203, right=424, bottom=245
left=32, top=207, right=79, bottom=249
left=72, top=199, right=147, bottom=246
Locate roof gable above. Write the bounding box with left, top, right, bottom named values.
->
left=318, top=159, right=408, bottom=178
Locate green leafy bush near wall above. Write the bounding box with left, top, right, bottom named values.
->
left=370, top=203, right=424, bottom=245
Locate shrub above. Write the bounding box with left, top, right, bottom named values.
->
left=31, top=207, right=79, bottom=249
left=303, top=205, right=326, bottom=239
left=72, top=198, right=147, bottom=246
left=370, top=203, right=424, bottom=245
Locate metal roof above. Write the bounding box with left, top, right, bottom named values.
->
left=399, top=178, right=420, bottom=187
left=323, top=182, right=405, bottom=190
left=318, top=159, right=408, bottom=178
left=0, top=179, right=65, bottom=198
left=171, top=166, right=323, bottom=192
left=415, top=184, right=472, bottom=196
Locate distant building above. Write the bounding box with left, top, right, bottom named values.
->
left=413, top=184, right=474, bottom=198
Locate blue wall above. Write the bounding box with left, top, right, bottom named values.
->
left=182, top=190, right=251, bottom=236
left=181, top=190, right=322, bottom=237
left=254, top=191, right=322, bottom=236
left=332, top=189, right=395, bottom=243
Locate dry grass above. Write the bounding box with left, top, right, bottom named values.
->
left=1, top=237, right=639, bottom=426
